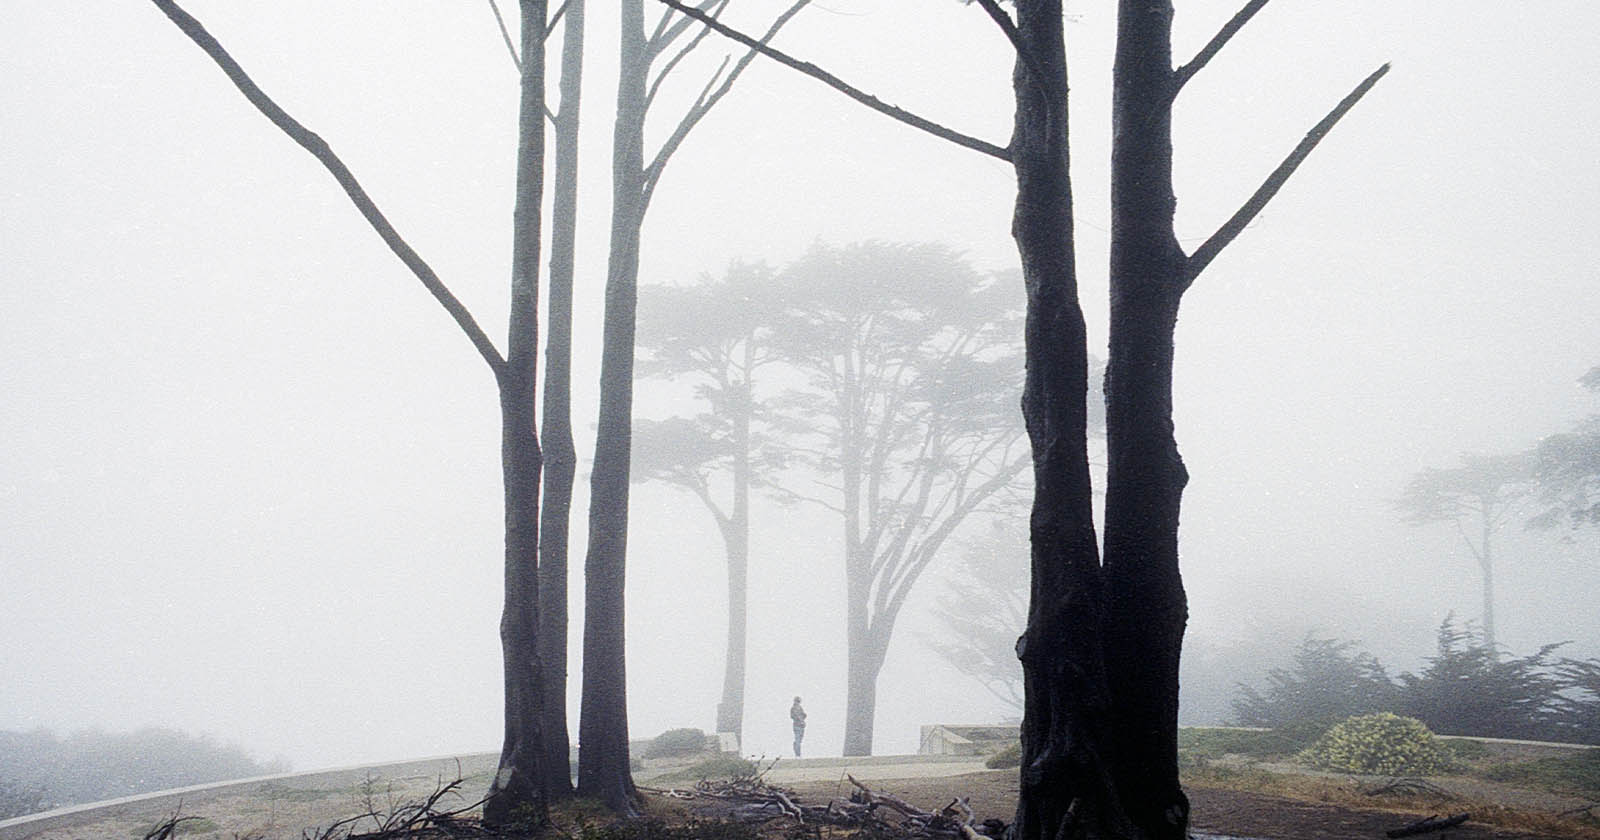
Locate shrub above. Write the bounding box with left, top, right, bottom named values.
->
left=1297, top=713, right=1450, bottom=776
left=985, top=742, right=1021, bottom=769
left=642, top=728, right=709, bottom=759
left=1396, top=617, right=1564, bottom=741
left=1231, top=636, right=1397, bottom=730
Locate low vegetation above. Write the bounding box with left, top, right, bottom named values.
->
left=642, top=728, right=711, bottom=760
left=1296, top=713, right=1451, bottom=776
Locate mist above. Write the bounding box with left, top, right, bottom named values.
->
left=3, top=1, right=1597, bottom=778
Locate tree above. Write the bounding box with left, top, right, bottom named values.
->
left=633, top=262, right=790, bottom=745
left=1230, top=636, right=1397, bottom=730
left=145, top=1, right=551, bottom=825
left=1396, top=452, right=1535, bottom=650
left=1396, top=617, right=1564, bottom=741
left=644, top=0, right=1386, bottom=833
left=924, top=519, right=1030, bottom=712
left=1528, top=366, right=1600, bottom=530
left=577, top=0, right=808, bottom=812
left=773, top=242, right=1029, bottom=755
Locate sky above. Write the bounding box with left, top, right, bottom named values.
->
left=2, top=1, right=1598, bottom=772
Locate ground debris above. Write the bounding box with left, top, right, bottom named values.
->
left=642, top=772, right=1003, bottom=840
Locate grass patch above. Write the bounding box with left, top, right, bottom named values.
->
left=1480, top=750, right=1600, bottom=795
left=256, top=782, right=335, bottom=802
left=1179, top=727, right=1306, bottom=761
left=134, top=815, right=218, bottom=837
left=650, top=755, right=758, bottom=785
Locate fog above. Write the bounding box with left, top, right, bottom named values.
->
left=2, top=1, right=1597, bottom=774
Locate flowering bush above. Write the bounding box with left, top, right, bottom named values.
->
left=1297, top=713, right=1450, bottom=775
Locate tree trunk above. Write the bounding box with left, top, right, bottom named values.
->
left=484, top=0, right=549, bottom=826
left=842, top=630, right=885, bottom=756
left=715, top=384, right=751, bottom=741
left=1009, top=2, right=1132, bottom=840
left=537, top=0, right=585, bottom=800
left=1479, top=515, right=1495, bottom=650
left=1100, top=2, right=1189, bottom=838
left=576, top=0, right=644, bottom=814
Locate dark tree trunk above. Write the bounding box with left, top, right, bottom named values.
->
left=1009, top=2, right=1131, bottom=839
left=484, top=0, right=549, bottom=827
left=537, top=0, right=585, bottom=800
left=576, top=0, right=644, bottom=815
left=1101, top=2, right=1189, bottom=838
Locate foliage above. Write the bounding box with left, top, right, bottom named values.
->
left=923, top=519, right=1028, bottom=711
left=1551, top=658, right=1600, bottom=745
left=1396, top=617, right=1565, bottom=741
left=1177, top=727, right=1312, bottom=762
left=642, top=729, right=710, bottom=759
left=984, top=742, right=1022, bottom=769
left=1231, top=635, right=1397, bottom=729
left=1297, top=713, right=1451, bottom=776
left=0, top=727, right=286, bottom=811
left=684, top=754, right=758, bottom=780
left=0, top=777, right=49, bottom=820
left=1527, top=366, right=1600, bottom=530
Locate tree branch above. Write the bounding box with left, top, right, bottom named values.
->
left=547, top=0, right=571, bottom=39
left=648, top=0, right=728, bottom=59
left=488, top=0, right=521, bottom=71
left=644, top=0, right=726, bottom=114
left=642, top=0, right=810, bottom=208
left=1172, top=0, right=1270, bottom=94
left=969, top=0, right=1043, bottom=82
left=1183, top=62, right=1390, bottom=288
left=653, top=0, right=1010, bottom=161
left=151, top=0, right=506, bottom=377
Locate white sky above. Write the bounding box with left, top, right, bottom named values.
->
left=2, top=1, right=1597, bottom=770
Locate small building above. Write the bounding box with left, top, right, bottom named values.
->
left=918, top=724, right=1018, bottom=756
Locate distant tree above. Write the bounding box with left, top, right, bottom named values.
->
left=1396, top=453, right=1536, bottom=650
left=0, top=728, right=286, bottom=810
left=0, top=779, right=48, bottom=820
left=1230, top=636, right=1397, bottom=730
left=1527, top=367, right=1600, bottom=531
left=633, top=262, right=792, bottom=744
left=145, top=1, right=552, bottom=824
left=1396, top=616, right=1564, bottom=741
left=923, top=519, right=1030, bottom=712
left=773, top=241, right=1029, bottom=756
left=577, top=0, right=808, bottom=813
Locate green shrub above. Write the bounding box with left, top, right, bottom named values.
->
left=1297, top=713, right=1450, bottom=776
left=985, top=742, right=1021, bottom=769
left=642, top=728, right=709, bottom=759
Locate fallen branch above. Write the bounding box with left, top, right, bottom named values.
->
left=1385, top=813, right=1470, bottom=838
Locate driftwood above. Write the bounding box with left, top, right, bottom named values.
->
left=1385, top=812, right=1470, bottom=838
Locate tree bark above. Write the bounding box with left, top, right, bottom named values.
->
left=1008, top=2, right=1131, bottom=840
left=714, top=379, right=752, bottom=742
left=537, top=0, right=585, bottom=800
left=484, top=0, right=550, bottom=827
left=842, top=630, right=886, bottom=756
left=576, top=0, right=645, bottom=814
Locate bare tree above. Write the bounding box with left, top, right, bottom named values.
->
left=145, top=1, right=553, bottom=825
left=577, top=0, right=808, bottom=813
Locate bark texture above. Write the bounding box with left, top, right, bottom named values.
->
left=576, top=0, right=645, bottom=815
left=1008, top=2, right=1130, bottom=838
left=484, top=0, right=550, bottom=827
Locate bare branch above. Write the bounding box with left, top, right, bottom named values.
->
left=642, top=0, right=810, bottom=208
left=488, top=0, right=521, bottom=71
left=547, top=0, right=571, bottom=39
left=649, top=0, right=729, bottom=59
left=1183, top=63, right=1390, bottom=288
left=1173, top=0, right=1270, bottom=94
left=645, top=0, right=726, bottom=114
left=654, top=0, right=1010, bottom=161
left=970, top=0, right=1043, bottom=81
left=150, top=0, right=506, bottom=377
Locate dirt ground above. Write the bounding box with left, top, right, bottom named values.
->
left=758, top=770, right=1575, bottom=840
left=1, top=758, right=1589, bottom=840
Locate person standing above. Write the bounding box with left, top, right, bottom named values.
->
left=789, top=696, right=807, bottom=757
